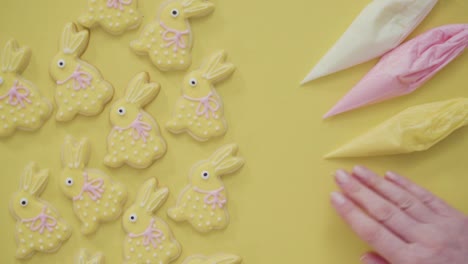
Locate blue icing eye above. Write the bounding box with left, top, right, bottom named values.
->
left=57, top=59, right=66, bottom=68
left=189, top=78, right=197, bottom=87
left=129, top=214, right=137, bottom=222
left=117, top=107, right=126, bottom=115
left=201, top=171, right=209, bottom=179
left=20, top=198, right=28, bottom=207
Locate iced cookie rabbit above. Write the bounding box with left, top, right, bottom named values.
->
left=166, top=51, right=235, bottom=141
left=10, top=162, right=72, bottom=259
left=78, top=0, right=142, bottom=35
left=60, top=135, right=127, bottom=235
left=0, top=40, right=52, bottom=137
left=50, top=23, right=113, bottom=122
left=104, top=72, right=167, bottom=169
left=130, top=0, right=214, bottom=71
left=168, top=144, right=244, bottom=232
left=182, top=254, right=242, bottom=264
left=122, top=178, right=181, bottom=264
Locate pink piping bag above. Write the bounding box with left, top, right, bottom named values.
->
left=324, top=24, right=468, bottom=119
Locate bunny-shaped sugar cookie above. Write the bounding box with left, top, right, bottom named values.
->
left=122, top=178, right=181, bottom=264
left=182, top=254, right=242, bottom=264
left=104, top=72, right=167, bottom=169
left=168, top=144, right=244, bottom=232
left=0, top=40, right=52, bottom=137
left=75, top=249, right=104, bottom=264
left=60, top=135, right=127, bottom=235
left=10, top=162, right=72, bottom=259
left=78, top=0, right=142, bottom=35
left=130, top=0, right=214, bottom=71
left=50, top=23, right=113, bottom=122
left=166, top=51, right=235, bottom=141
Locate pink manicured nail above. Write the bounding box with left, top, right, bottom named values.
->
left=385, top=171, right=400, bottom=182
left=331, top=192, right=346, bottom=205
left=360, top=255, right=374, bottom=264
left=336, top=170, right=350, bottom=184
left=353, top=165, right=369, bottom=179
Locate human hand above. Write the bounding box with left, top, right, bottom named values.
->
left=330, top=166, right=468, bottom=264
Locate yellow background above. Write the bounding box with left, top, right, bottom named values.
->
left=1, top=0, right=467, bottom=263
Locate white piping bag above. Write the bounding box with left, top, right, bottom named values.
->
left=301, top=0, right=437, bottom=84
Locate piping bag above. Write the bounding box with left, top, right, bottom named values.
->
left=324, top=24, right=468, bottom=119
left=325, top=98, right=468, bottom=158
left=302, top=0, right=438, bottom=84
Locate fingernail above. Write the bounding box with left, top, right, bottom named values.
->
left=331, top=192, right=346, bottom=205
left=335, top=170, right=350, bottom=184
left=360, top=255, right=370, bottom=264
left=353, top=165, right=369, bottom=179
left=385, top=171, right=400, bottom=182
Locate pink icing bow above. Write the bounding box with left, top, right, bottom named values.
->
left=21, top=207, right=57, bottom=234
left=56, top=64, right=93, bottom=91
left=115, top=113, right=152, bottom=143
left=183, top=92, right=220, bottom=119
left=0, top=80, right=31, bottom=107
left=160, top=21, right=189, bottom=52
left=73, top=172, right=104, bottom=201
left=193, top=186, right=226, bottom=209
left=107, top=0, right=132, bottom=10
left=128, top=218, right=163, bottom=248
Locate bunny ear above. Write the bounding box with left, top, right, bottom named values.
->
left=76, top=249, right=103, bottom=264
left=62, top=135, right=75, bottom=168
left=137, top=178, right=157, bottom=207
left=210, top=143, right=238, bottom=165
left=215, top=157, right=244, bottom=176
left=76, top=137, right=90, bottom=168
left=145, top=187, right=169, bottom=213
left=62, top=135, right=90, bottom=169
left=60, top=23, right=89, bottom=56
left=209, top=254, right=242, bottom=264
left=20, top=162, right=36, bottom=191
left=25, top=163, right=49, bottom=196
left=182, top=0, right=215, bottom=18
left=76, top=249, right=89, bottom=264
left=201, top=51, right=235, bottom=83
left=125, top=72, right=160, bottom=107
left=1, top=39, right=31, bottom=74
left=87, top=252, right=104, bottom=264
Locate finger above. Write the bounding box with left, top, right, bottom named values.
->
left=335, top=170, right=422, bottom=242
left=385, top=171, right=464, bottom=218
left=360, top=252, right=390, bottom=264
left=352, top=166, right=437, bottom=223
left=330, top=191, right=407, bottom=262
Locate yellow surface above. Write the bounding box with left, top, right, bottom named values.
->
left=0, top=0, right=467, bottom=263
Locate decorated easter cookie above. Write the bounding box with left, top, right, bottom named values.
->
left=122, top=178, right=181, bottom=264
left=168, top=144, right=244, bottom=233
left=166, top=51, right=235, bottom=141
left=130, top=0, right=215, bottom=71
left=9, top=162, right=72, bottom=259
left=76, top=249, right=105, bottom=264
left=182, top=254, right=242, bottom=264
left=104, top=72, right=167, bottom=169
left=60, top=135, right=127, bottom=235
left=50, top=23, right=114, bottom=122
left=0, top=40, right=52, bottom=137
left=78, top=0, right=142, bottom=35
